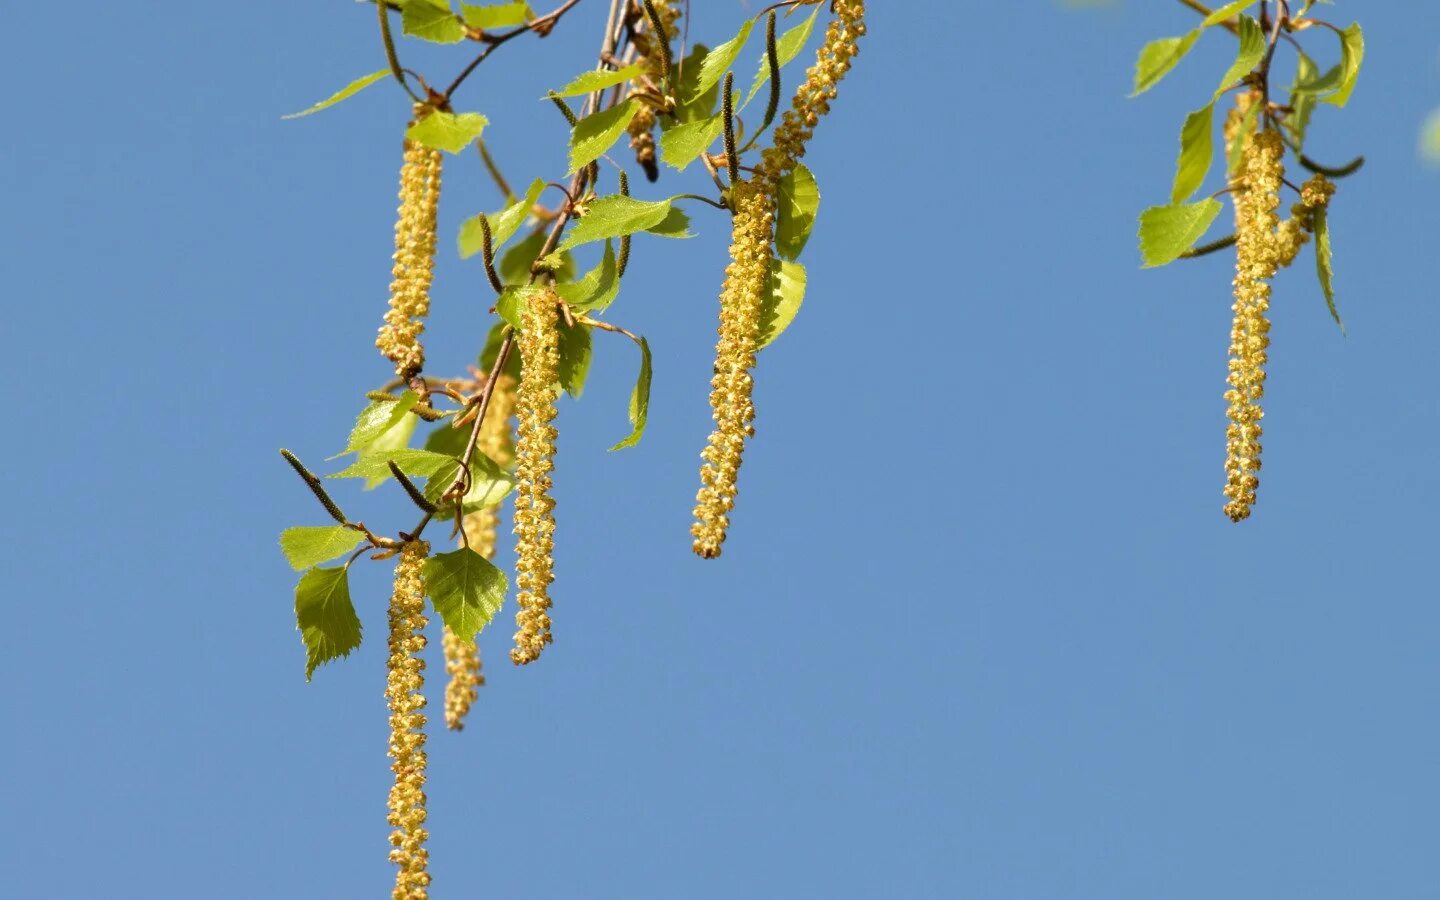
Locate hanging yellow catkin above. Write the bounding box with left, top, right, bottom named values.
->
left=377, top=126, right=442, bottom=379
left=626, top=0, right=680, bottom=182
left=690, top=1, right=866, bottom=559
left=442, top=375, right=516, bottom=729
left=512, top=292, right=561, bottom=664
left=386, top=540, right=431, bottom=899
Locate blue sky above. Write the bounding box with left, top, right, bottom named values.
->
left=2, top=2, right=1438, bottom=897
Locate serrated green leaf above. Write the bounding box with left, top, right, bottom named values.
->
left=555, top=241, right=620, bottom=311
left=459, top=178, right=545, bottom=259
left=568, top=99, right=640, bottom=174
left=403, top=0, right=465, bottom=43
left=499, top=229, right=575, bottom=284
left=344, top=391, right=419, bottom=455
left=644, top=205, right=692, bottom=239
left=1287, top=51, right=1320, bottom=150
left=659, top=114, right=724, bottom=171
left=423, top=451, right=515, bottom=512
left=1172, top=103, right=1215, bottom=204
left=758, top=259, right=806, bottom=349
left=461, top=1, right=529, bottom=29
left=423, top=549, right=508, bottom=642
left=282, top=69, right=389, bottom=120
left=693, top=20, right=755, bottom=102
left=330, top=448, right=456, bottom=481
left=1131, top=32, right=1201, bottom=97
left=1214, top=15, right=1265, bottom=98
left=559, top=195, right=673, bottom=250
left=674, top=44, right=719, bottom=123
left=358, top=406, right=418, bottom=487
left=556, top=320, right=592, bottom=399
left=609, top=336, right=651, bottom=450
left=495, top=283, right=548, bottom=329
left=280, top=526, right=364, bottom=572
left=775, top=163, right=820, bottom=260
left=407, top=111, right=489, bottom=154
left=1313, top=206, right=1343, bottom=331
left=1138, top=199, right=1223, bottom=268
left=552, top=64, right=644, bottom=99
left=1322, top=23, right=1363, bottom=107
left=745, top=6, right=821, bottom=105
left=295, top=566, right=362, bottom=681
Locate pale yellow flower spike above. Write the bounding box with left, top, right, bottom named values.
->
left=442, top=376, right=515, bottom=728
left=377, top=129, right=443, bottom=379
left=626, top=0, right=680, bottom=181
left=690, top=1, right=866, bottom=559
left=386, top=540, right=431, bottom=899
left=512, top=292, right=561, bottom=664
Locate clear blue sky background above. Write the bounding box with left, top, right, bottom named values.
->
left=3, top=2, right=1438, bottom=897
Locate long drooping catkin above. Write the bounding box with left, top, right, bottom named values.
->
left=690, top=1, right=866, bottom=558
left=626, top=0, right=680, bottom=182
left=512, top=293, right=561, bottom=664
left=442, top=375, right=516, bottom=729
left=386, top=540, right=431, bottom=899
left=377, top=132, right=442, bottom=378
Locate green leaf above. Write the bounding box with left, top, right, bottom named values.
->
left=402, top=0, right=466, bottom=43
left=1322, top=23, right=1363, bottom=107
left=330, top=448, right=456, bottom=481
left=282, top=69, right=389, bottom=120
left=1138, top=199, right=1223, bottom=268
left=459, top=178, right=545, bottom=259
left=692, top=20, right=755, bottom=102
left=280, top=526, right=364, bottom=572
left=559, top=195, right=674, bottom=251
left=1226, top=97, right=1261, bottom=175
left=1200, top=0, right=1255, bottom=28
left=1287, top=51, right=1320, bottom=149
left=1172, top=103, right=1215, bottom=204
left=758, top=259, right=806, bottom=348
left=295, top=566, right=362, bottom=681
left=495, top=283, right=549, bottom=329
left=1313, top=206, right=1343, bottom=331
left=644, top=205, right=692, bottom=239
left=407, top=111, right=489, bottom=154
left=775, top=163, right=820, bottom=260
left=552, top=64, right=644, bottom=98
left=659, top=114, right=724, bottom=171
left=344, top=391, right=419, bottom=455
left=461, top=1, right=530, bottom=29
left=423, top=452, right=515, bottom=512
left=556, top=320, right=593, bottom=398
left=1214, top=15, right=1265, bottom=98
left=568, top=99, right=641, bottom=174
left=674, top=44, right=719, bottom=123
left=358, top=404, right=418, bottom=487
left=478, top=320, right=523, bottom=380
left=609, top=336, right=651, bottom=450
left=555, top=241, right=620, bottom=311
left=1131, top=32, right=1201, bottom=97
left=500, top=229, right=574, bottom=284
left=423, top=549, right=508, bottom=642
left=745, top=6, right=821, bottom=105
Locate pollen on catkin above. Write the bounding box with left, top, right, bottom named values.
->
left=689, top=1, right=866, bottom=558
left=626, top=0, right=680, bottom=182
left=512, top=292, right=561, bottom=664
left=377, top=128, right=443, bottom=379
left=386, top=540, right=431, bottom=899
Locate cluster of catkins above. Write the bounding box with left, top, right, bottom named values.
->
left=1222, top=91, right=1335, bottom=522
left=691, top=0, right=867, bottom=558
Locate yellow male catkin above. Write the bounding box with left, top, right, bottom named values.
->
left=377, top=129, right=442, bottom=379
left=626, top=0, right=680, bottom=182
left=512, top=293, right=561, bottom=664
left=386, top=540, right=431, bottom=899
left=442, top=375, right=515, bottom=729
left=690, top=1, right=866, bottom=558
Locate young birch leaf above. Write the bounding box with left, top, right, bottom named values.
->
left=495, top=283, right=548, bottom=329
left=552, top=64, right=645, bottom=98
left=500, top=230, right=575, bottom=283
left=609, top=336, right=652, bottom=450
left=556, top=320, right=593, bottom=398
left=1138, top=199, right=1223, bottom=268
left=555, top=241, right=620, bottom=310
left=282, top=69, right=389, bottom=120
left=568, top=99, right=641, bottom=174
left=674, top=44, right=719, bottom=122
left=1172, top=103, right=1215, bottom=204
left=1313, top=207, right=1343, bottom=331
left=558, top=195, right=673, bottom=250
left=1200, top=0, right=1256, bottom=28
left=295, top=566, right=362, bottom=681
left=402, top=0, right=466, bottom=44
left=459, top=178, right=545, bottom=259
left=329, top=448, right=455, bottom=482
left=344, top=391, right=420, bottom=455
left=1287, top=51, right=1319, bottom=149
left=744, top=6, right=821, bottom=105
left=1214, top=15, right=1265, bottom=98
left=659, top=114, right=725, bottom=171
left=461, top=1, right=530, bottom=29
left=423, top=453, right=515, bottom=512
left=1322, top=23, right=1364, bottom=107
left=407, top=111, right=489, bottom=154
left=775, top=163, right=821, bottom=260
left=758, top=259, right=806, bottom=348
left=280, top=526, right=364, bottom=572
left=1131, top=32, right=1201, bottom=97
left=423, top=549, right=508, bottom=642
left=644, top=205, right=692, bottom=239
left=358, top=408, right=418, bottom=488
left=692, top=20, right=756, bottom=102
